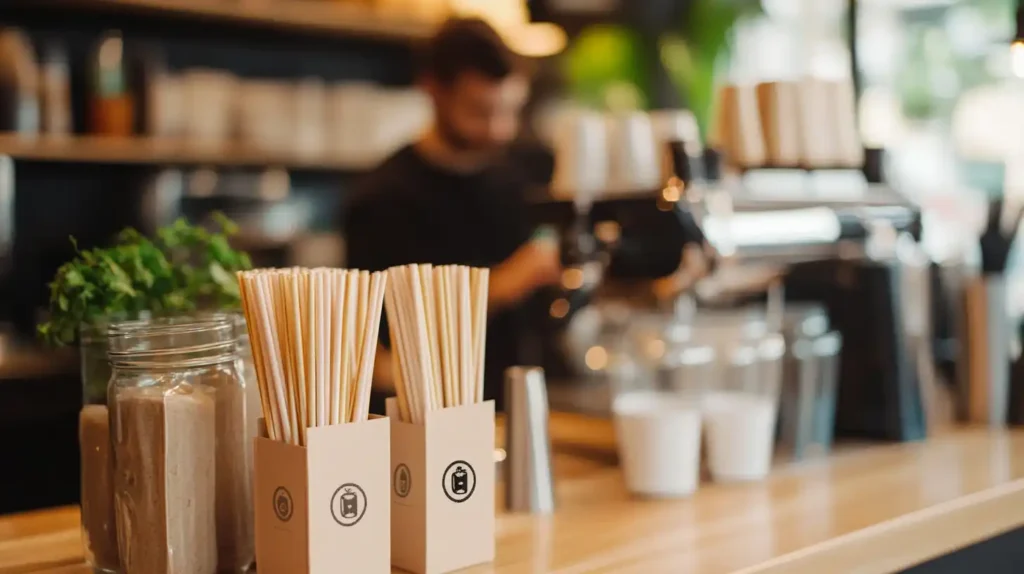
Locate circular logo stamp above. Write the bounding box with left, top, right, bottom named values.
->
left=394, top=464, right=412, bottom=498
left=273, top=486, right=293, bottom=522
left=330, top=483, right=367, bottom=527
left=441, top=460, right=476, bottom=503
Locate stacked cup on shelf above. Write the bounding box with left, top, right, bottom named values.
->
left=146, top=68, right=431, bottom=166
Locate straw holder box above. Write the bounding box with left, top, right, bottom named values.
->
left=387, top=399, right=496, bottom=574
left=254, top=417, right=390, bottom=574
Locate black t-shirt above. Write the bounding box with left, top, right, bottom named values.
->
left=344, top=145, right=533, bottom=409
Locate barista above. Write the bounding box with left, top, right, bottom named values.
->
left=344, top=18, right=561, bottom=409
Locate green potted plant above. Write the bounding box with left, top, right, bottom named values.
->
left=37, top=213, right=253, bottom=404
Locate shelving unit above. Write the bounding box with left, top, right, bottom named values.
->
left=50, top=0, right=438, bottom=41
left=0, top=134, right=375, bottom=171
left=0, top=0, right=430, bottom=516
left=0, top=0, right=420, bottom=360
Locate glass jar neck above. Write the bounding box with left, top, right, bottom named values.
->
left=107, top=317, right=238, bottom=369
left=109, top=342, right=238, bottom=371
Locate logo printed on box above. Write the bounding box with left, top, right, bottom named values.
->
left=441, top=460, right=476, bottom=503
left=394, top=464, right=412, bottom=498
left=330, top=483, right=368, bottom=527
left=273, top=486, right=294, bottom=522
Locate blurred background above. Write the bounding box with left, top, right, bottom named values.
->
left=0, top=0, right=1021, bottom=514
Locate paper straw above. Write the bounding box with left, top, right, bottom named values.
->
left=385, top=264, right=490, bottom=419
left=458, top=266, right=472, bottom=406
left=258, top=273, right=294, bottom=444
left=238, top=266, right=389, bottom=439
left=473, top=268, right=489, bottom=404
left=331, top=270, right=346, bottom=425
left=386, top=269, right=422, bottom=423
left=343, top=271, right=360, bottom=422
left=354, top=272, right=386, bottom=422
left=435, top=267, right=455, bottom=408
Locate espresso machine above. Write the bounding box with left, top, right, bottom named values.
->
left=530, top=134, right=930, bottom=442
left=717, top=175, right=929, bottom=442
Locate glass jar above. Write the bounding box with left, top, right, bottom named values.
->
left=107, top=317, right=254, bottom=574
left=658, top=329, right=716, bottom=401
left=228, top=312, right=261, bottom=533
left=81, top=313, right=154, bottom=406
left=613, top=307, right=708, bottom=498
left=229, top=313, right=261, bottom=444
left=80, top=322, right=112, bottom=406
left=592, top=304, right=643, bottom=406
left=628, top=298, right=716, bottom=401
left=703, top=332, right=786, bottom=482
left=192, top=311, right=260, bottom=441
left=80, top=316, right=147, bottom=574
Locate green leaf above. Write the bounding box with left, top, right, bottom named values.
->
left=659, top=0, right=762, bottom=139
left=212, top=211, right=239, bottom=236
left=117, top=227, right=144, bottom=245
left=564, top=25, right=649, bottom=109
left=37, top=215, right=252, bottom=346
left=209, top=261, right=239, bottom=296
left=64, top=268, right=85, bottom=287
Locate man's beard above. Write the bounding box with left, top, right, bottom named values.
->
left=434, top=115, right=479, bottom=152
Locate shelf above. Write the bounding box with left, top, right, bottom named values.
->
left=0, top=345, right=77, bottom=381
left=0, top=134, right=377, bottom=172
left=51, top=0, right=437, bottom=41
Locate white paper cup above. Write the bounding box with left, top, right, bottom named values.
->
left=182, top=69, right=237, bottom=147
left=703, top=391, right=778, bottom=482
left=613, top=392, right=702, bottom=497
left=550, top=109, right=609, bottom=204
left=606, top=111, right=660, bottom=193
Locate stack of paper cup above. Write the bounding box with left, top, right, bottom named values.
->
left=613, top=392, right=702, bottom=497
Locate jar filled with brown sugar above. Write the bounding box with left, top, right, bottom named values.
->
left=107, top=316, right=254, bottom=574
left=79, top=321, right=120, bottom=574
left=80, top=313, right=152, bottom=574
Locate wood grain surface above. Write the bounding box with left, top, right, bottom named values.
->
left=3, top=417, right=1024, bottom=573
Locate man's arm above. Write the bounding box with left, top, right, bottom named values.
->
left=487, top=238, right=562, bottom=313
left=651, top=242, right=716, bottom=302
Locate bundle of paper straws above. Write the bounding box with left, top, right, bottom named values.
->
left=238, top=268, right=387, bottom=445
left=385, top=264, right=489, bottom=424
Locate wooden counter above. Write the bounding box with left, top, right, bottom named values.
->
left=4, top=416, right=1024, bottom=573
